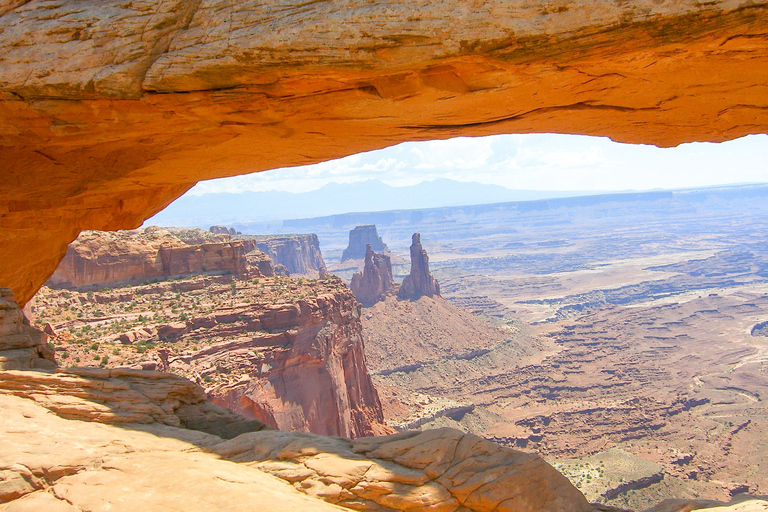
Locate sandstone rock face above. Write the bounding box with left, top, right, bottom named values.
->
left=33, top=275, right=390, bottom=439
left=398, top=233, right=441, bottom=300
left=48, top=228, right=251, bottom=289
left=2, top=1, right=768, bottom=305
left=0, top=367, right=268, bottom=439
left=212, top=427, right=593, bottom=512
left=0, top=386, right=598, bottom=512
left=341, top=225, right=389, bottom=262
left=0, top=393, right=346, bottom=512
left=245, top=249, right=275, bottom=277
left=251, top=235, right=327, bottom=278
left=202, top=288, right=388, bottom=438
left=0, top=288, right=54, bottom=371
left=350, top=245, right=395, bottom=307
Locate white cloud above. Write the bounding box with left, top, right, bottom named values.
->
left=188, top=133, right=768, bottom=196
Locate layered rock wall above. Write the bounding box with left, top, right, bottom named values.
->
left=195, top=289, right=387, bottom=438
left=2, top=1, right=768, bottom=305
left=341, top=225, right=389, bottom=262
left=48, top=228, right=251, bottom=289
left=250, top=235, right=327, bottom=278
left=398, top=233, right=441, bottom=300
left=35, top=275, right=390, bottom=439
left=350, top=245, right=396, bottom=307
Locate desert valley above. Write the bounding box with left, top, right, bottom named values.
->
left=8, top=183, right=766, bottom=511
left=2, top=2, right=768, bottom=512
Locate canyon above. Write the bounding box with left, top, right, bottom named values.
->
left=2, top=2, right=768, bottom=512
left=339, top=186, right=768, bottom=510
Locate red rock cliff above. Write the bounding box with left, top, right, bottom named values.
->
left=35, top=274, right=391, bottom=438
left=48, top=228, right=252, bottom=289
left=206, top=288, right=388, bottom=438
left=350, top=245, right=396, bottom=307
left=249, top=234, right=327, bottom=279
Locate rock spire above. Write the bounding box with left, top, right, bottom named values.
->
left=398, top=233, right=440, bottom=300
left=350, top=244, right=395, bottom=306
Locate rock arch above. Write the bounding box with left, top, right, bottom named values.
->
left=1, top=0, right=767, bottom=304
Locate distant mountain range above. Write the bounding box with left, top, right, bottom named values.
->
left=146, top=179, right=607, bottom=227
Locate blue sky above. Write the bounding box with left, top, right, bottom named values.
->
left=189, top=133, right=768, bottom=195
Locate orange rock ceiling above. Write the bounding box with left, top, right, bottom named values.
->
left=1, top=1, right=767, bottom=306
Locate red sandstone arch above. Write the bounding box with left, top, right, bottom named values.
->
left=1, top=1, right=767, bottom=305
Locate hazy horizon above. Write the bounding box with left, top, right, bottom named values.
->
left=187, top=133, right=768, bottom=196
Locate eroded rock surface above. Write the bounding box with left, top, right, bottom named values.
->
left=32, top=276, right=390, bottom=439
left=2, top=1, right=768, bottom=304
left=350, top=245, right=396, bottom=307
left=399, top=233, right=441, bottom=300
left=215, top=427, right=594, bottom=512
left=250, top=235, right=328, bottom=278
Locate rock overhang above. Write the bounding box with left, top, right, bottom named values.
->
left=1, top=0, right=767, bottom=305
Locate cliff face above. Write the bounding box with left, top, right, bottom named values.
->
left=341, top=225, right=389, bottom=262
left=207, top=290, right=388, bottom=438
left=33, top=275, right=390, bottom=439
left=2, top=1, right=767, bottom=305
left=250, top=235, right=327, bottom=278
left=48, top=228, right=252, bottom=289
left=398, top=233, right=441, bottom=300
left=350, top=245, right=396, bottom=307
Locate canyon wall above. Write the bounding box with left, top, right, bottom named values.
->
left=203, top=289, right=388, bottom=438
left=249, top=235, right=327, bottom=278
left=48, top=228, right=252, bottom=289
left=1, top=1, right=768, bottom=304
left=35, top=275, right=390, bottom=439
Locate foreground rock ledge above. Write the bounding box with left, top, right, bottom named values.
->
left=0, top=370, right=595, bottom=512
left=2, top=1, right=768, bottom=304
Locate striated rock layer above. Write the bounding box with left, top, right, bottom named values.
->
left=399, top=233, right=441, bottom=300
left=2, top=1, right=768, bottom=304
left=203, top=288, right=388, bottom=438
left=0, top=288, right=55, bottom=371
left=350, top=245, right=396, bottom=307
